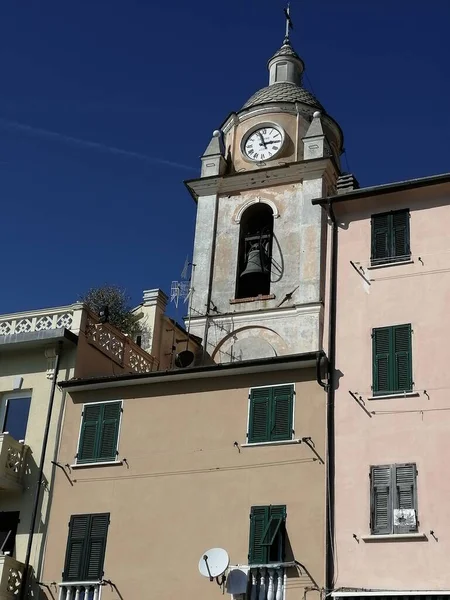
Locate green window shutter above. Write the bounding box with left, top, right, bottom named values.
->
left=85, top=514, right=110, bottom=580
left=78, top=405, right=102, bottom=463
left=270, top=385, right=294, bottom=441
left=393, top=325, right=412, bottom=392
left=98, top=402, right=121, bottom=461
left=392, top=210, right=410, bottom=260
left=370, top=465, right=392, bottom=535
left=394, top=463, right=417, bottom=533
left=267, top=505, right=286, bottom=562
left=63, top=515, right=89, bottom=581
left=373, top=328, right=392, bottom=394
left=249, top=506, right=269, bottom=564
left=371, top=214, right=390, bottom=264
left=248, top=389, right=271, bottom=443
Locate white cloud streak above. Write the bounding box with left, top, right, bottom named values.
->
left=0, top=117, right=197, bottom=172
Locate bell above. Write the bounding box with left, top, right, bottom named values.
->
left=240, top=247, right=268, bottom=278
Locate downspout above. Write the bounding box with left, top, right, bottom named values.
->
left=325, top=200, right=338, bottom=596
left=18, top=342, right=63, bottom=600
left=202, top=194, right=219, bottom=360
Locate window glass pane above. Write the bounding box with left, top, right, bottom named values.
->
left=0, top=511, right=19, bottom=554
left=3, top=397, right=31, bottom=441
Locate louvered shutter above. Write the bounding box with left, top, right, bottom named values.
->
left=393, top=325, right=412, bottom=392
left=394, top=464, right=417, bottom=533
left=373, top=328, right=392, bottom=394
left=78, top=405, right=102, bottom=463
left=98, top=402, right=121, bottom=461
left=86, top=514, right=110, bottom=579
left=267, top=505, right=286, bottom=562
left=249, top=506, right=269, bottom=564
left=371, top=214, right=390, bottom=264
left=270, top=386, right=294, bottom=441
left=248, top=389, right=271, bottom=443
left=63, top=515, right=89, bottom=581
left=371, top=465, right=392, bottom=534
left=392, top=210, right=410, bottom=260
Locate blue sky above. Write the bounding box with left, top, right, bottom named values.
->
left=1, top=1, right=449, bottom=317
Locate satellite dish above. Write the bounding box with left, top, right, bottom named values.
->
left=198, top=548, right=229, bottom=580
left=226, top=568, right=248, bottom=594
left=175, top=349, right=195, bottom=368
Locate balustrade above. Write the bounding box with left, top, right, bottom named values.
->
left=0, top=434, right=28, bottom=491
left=248, top=566, right=284, bottom=600
left=85, top=317, right=158, bottom=373
left=0, top=555, right=24, bottom=599
left=0, top=307, right=77, bottom=336
left=58, top=582, right=101, bottom=600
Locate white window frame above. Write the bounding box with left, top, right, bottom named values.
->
left=244, top=382, right=297, bottom=446
left=74, top=399, right=124, bottom=466
left=0, top=390, right=32, bottom=442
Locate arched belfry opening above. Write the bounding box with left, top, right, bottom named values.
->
left=235, top=203, right=274, bottom=299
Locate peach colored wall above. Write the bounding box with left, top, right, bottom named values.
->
left=333, top=182, right=450, bottom=589
left=41, top=368, right=326, bottom=600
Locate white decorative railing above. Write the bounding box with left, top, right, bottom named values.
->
left=58, top=582, right=101, bottom=600
left=0, top=555, right=24, bottom=599
left=0, top=304, right=84, bottom=337
left=248, top=567, right=284, bottom=600
left=0, top=434, right=28, bottom=490
left=85, top=316, right=158, bottom=374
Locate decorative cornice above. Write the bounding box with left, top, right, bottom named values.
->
left=185, top=156, right=339, bottom=201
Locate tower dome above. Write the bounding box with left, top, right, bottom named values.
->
left=240, top=37, right=324, bottom=112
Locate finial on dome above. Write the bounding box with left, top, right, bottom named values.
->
left=283, top=3, right=294, bottom=42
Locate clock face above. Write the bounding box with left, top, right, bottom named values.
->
left=243, top=126, right=284, bottom=161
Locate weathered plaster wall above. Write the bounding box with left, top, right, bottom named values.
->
left=333, top=183, right=450, bottom=589
left=189, top=177, right=326, bottom=361
left=0, top=346, right=76, bottom=584
left=41, top=367, right=326, bottom=600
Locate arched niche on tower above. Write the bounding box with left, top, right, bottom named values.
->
left=235, top=202, right=275, bottom=300
left=212, top=325, right=289, bottom=364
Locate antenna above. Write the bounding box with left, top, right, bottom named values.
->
left=171, top=258, right=197, bottom=367
left=198, top=548, right=229, bottom=582
left=170, top=257, right=194, bottom=309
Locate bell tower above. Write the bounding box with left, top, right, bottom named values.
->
left=185, top=9, right=343, bottom=363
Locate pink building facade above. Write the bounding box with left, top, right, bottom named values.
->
left=318, top=174, right=450, bottom=597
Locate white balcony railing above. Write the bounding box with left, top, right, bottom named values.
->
left=228, top=564, right=289, bottom=600
left=58, top=581, right=102, bottom=600
left=248, top=566, right=284, bottom=600
left=0, top=304, right=83, bottom=337
left=0, top=435, right=28, bottom=491
left=0, top=555, right=24, bottom=600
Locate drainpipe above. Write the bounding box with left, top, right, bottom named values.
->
left=18, top=342, right=63, bottom=600
left=325, top=200, right=337, bottom=596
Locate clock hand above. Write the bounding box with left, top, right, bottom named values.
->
left=258, top=133, right=267, bottom=148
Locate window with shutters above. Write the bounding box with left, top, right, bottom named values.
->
left=372, top=324, right=412, bottom=395
left=247, top=385, right=294, bottom=444
left=370, top=464, right=418, bottom=535
left=249, top=505, right=286, bottom=564
left=76, top=401, right=122, bottom=464
left=371, top=209, right=410, bottom=265
left=63, top=513, right=110, bottom=581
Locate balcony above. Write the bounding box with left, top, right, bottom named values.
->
left=0, top=304, right=83, bottom=337
left=0, top=555, right=24, bottom=599
left=0, top=435, right=28, bottom=492
left=58, top=582, right=101, bottom=600
left=228, top=564, right=291, bottom=600
left=85, top=314, right=158, bottom=373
